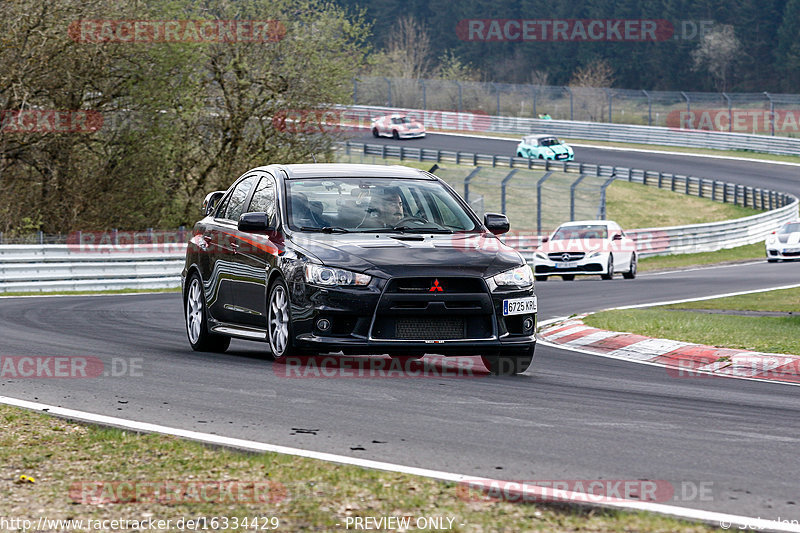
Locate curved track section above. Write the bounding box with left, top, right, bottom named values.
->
left=2, top=137, right=800, bottom=520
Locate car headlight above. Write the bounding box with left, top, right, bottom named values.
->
left=492, top=265, right=534, bottom=288
left=587, top=251, right=601, bottom=259
left=304, top=264, right=371, bottom=287
left=534, top=252, right=547, bottom=260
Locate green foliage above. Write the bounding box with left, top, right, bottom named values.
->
left=0, top=0, right=370, bottom=233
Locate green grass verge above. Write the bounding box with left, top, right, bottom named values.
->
left=605, top=181, right=759, bottom=229
left=584, top=288, right=800, bottom=355
left=0, top=404, right=715, bottom=532
left=637, top=243, right=765, bottom=272
left=660, top=287, right=800, bottom=313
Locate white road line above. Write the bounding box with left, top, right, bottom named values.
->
left=2, top=395, right=799, bottom=532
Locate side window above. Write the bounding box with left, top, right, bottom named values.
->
left=247, top=176, right=277, bottom=227
left=220, top=176, right=257, bottom=222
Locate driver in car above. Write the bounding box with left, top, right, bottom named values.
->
left=363, top=188, right=405, bottom=228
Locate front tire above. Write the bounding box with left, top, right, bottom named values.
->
left=267, top=278, right=300, bottom=360
left=482, top=346, right=534, bottom=376
left=623, top=254, right=637, bottom=279
left=601, top=255, right=614, bottom=280
left=185, top=274, right=230, bottom=353
left=561, top=274, right=575, bottom=281
left=392, top=130, right=399, bottom=140
left=535, top=275, right=547, bottom=282
left=372, top=127, right=379, bottom=138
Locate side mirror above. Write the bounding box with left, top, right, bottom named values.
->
left=484, top=213, right=510, bottom=235
left=541, top=236, right=549, bottom=243
left=238, top=212, right=275, bottom=233
left=612, top=233, right=623, bottom=241
left=203, top=191, right=225, bottom=216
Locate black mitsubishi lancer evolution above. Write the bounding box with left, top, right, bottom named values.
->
left=182, top=163, right=537, bottom=375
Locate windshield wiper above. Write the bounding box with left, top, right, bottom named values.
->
left=300, top=226, right=349, bottom=233
left=390, top=225, right=453, bottom=234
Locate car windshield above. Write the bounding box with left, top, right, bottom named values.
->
left=539, top=137, right=561, bottom=146
left=779, top=222, right=800, bottom=233
left=551, top=225, right=609, bottom=240
left=285, top=177, right=479, bottom=233
left=391, top=116, right=411, bottom=124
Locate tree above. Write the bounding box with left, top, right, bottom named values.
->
left=691, top=24, right=741, bottom=91
left=569, top=60, right=615, bottom=122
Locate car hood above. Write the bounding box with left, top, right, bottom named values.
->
left=546, top=144, right=571, bottom=154
left=776, top=233, right=800, bottom=244
left=289, top=232, right=524, bottom=278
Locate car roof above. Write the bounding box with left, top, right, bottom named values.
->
left=557, top=220, right=618, bottom=228
left=523, top=134, right=557, bottom=142
left=266, top=163, right=433, bottom=180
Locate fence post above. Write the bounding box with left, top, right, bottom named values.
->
left=537, top=171, right=553, bottom=234
left=493, top=82, right=500, bottom=116
left=570, top=174, right=590, bottom=221
left=605, top=88, right=612, bottom=122
left=500, top=169, right=519, bottom=214
left=642, top=89, right=651, bottom=126
left=598, top=174, right=617, bottom=219
left=463, top=167, right=482, bottom=203
left=566, top=86, right=574, bottom=120
left=722, top=92, right=732, bottom=132
left=421, top=79, right=426, bottom=110
left=681, top=91, right=690, bottom=115
left=383, top=77, right=392, bottom=107
left=532, top=86, right=537, bottom=116
left=764, top=92, right=775, bottom=136
left=456, top=81, right=463, bottom=112
left=353, top=78, right=358, bottom=105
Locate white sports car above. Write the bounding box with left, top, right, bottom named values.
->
left=533, top=220, right=638, bottom=281
left=766, top=221, right=800, bottom=262
left=371, top=114, right=426, bottom=139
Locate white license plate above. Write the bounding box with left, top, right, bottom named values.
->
left=503, top=297, right=537, bottom=316
left=555, top=261, right=577, bottom=268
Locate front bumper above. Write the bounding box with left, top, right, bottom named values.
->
left=534, top=255, right=607, bottom=275
left=288, top=276, right=535, bottom=355
left=398, top=130, right=426, bottom=138
left=766, top=245, right=800, bottom=260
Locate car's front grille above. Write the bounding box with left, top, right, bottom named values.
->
left=548, top=252, right=585, bottom=261
left=784, top=251, right=800, bottom=257
left=396, top=318, right=465, bottom=340
left=556, top=153, right=568, bottom=160
left=370, top=276, right=494, bottom=341
left=387, top=277, right=485, bottom=293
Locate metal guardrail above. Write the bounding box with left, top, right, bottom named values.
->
left=0, top=245, right=184, bottom=293
left=340, top=141, right=799, bottom=261
left=353, top=77, right=800, bottom=137
left=2, top=141, right=797, bottom=292
left=341, top=141, right=794, bottom=211
left=342, top=104, right=800, bottom=156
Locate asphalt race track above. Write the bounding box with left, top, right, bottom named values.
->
left=2, top=133, right=799, bottom=520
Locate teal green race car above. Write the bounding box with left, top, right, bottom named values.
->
left=516, top=135, right=574, bottom=161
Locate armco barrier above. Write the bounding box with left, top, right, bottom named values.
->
left=0, top=245, right=185, bottom=293
left=341, top=104, right=800, bottom=156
